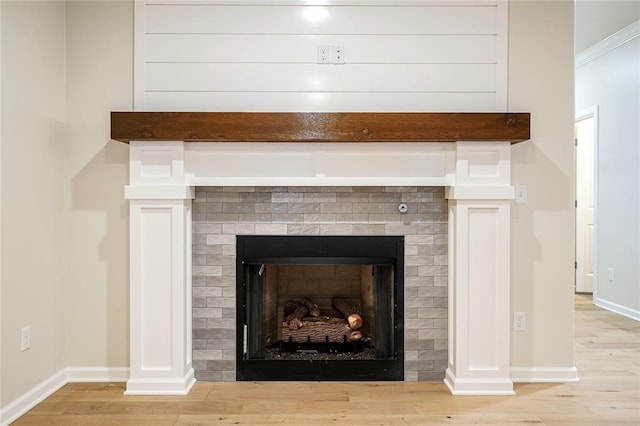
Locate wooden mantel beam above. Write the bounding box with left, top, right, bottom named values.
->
left=110, top=112, right=530, bottom=144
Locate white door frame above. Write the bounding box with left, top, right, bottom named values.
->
left=575, top=106, right=599, bottom=297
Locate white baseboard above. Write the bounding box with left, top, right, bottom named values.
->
left=124, top=368, right=196, bottom=396
left=594, top=297, right=640, bottom=322
left=444, top=368, right=516, bottom=396
left=0, top=367, right=129, bottom=426
left=511, top=367, right=580, bottom=383
left=0, top=370, right=67, bottom=426
left=66, top=367, right=130, bottom=382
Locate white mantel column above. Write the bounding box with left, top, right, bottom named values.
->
left=444, top=141, right=515, bottom=395
left=124, top=141, right=196, bottom=395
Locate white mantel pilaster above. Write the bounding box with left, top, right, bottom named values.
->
left=124, top=139, right=515, bottom=395
left=125, top=141, right=196, bottom=395
left=444, top=141, right=514, bottom=395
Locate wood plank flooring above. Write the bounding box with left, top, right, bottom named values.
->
left=13, top=295, right=640, bottom=425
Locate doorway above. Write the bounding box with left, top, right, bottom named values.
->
left=575, top=107, right=598, bottom=295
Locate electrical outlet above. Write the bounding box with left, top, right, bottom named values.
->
left=317, top=45, right=330, bottom=64
left=513, top=312, right=526, bottom=331
left=21, top=326, right=31, bottom=351
left=607, top=268, right=615, bottom=282
left=515, top=184, right=528, bottom=203
left=332, top=45, right=345, bottom=64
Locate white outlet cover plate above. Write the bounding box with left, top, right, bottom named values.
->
left=21, top=326, right=31, bottom=351
left=515, top=184, right=527, bottom=203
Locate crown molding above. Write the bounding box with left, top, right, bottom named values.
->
left=576, top=20, right=640, bottom=68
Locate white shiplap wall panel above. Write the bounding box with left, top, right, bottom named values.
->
left=136, top=0, right=507, bottom=112
left=146, top=35, right=497, bottom=64
left=146, top=63, right=495, bottom=92
left=143, top=92, right=497, bottom=112
left=146, top=0, right=499, bottom=4
left=145, top=5, right=497, bottom=35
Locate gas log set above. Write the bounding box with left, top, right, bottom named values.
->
left=279, top=297, right=370, bottom=354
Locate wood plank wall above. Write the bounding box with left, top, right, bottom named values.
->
left=136, top=0, right=507, bottom=112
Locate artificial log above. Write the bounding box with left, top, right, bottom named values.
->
left=284, top=303, right=308, bottom=330
left=319, top=308, right=343, bottom=319
left=332, top=297, right=363, bottom=330
left=283, top=300, right=299, bottom=316
left=282, top=323, right=352, bottom=344
left=303, top=297, right=320, bottom=317
left=350, top=331, right=364, bottom=341
left=301, top=316, right=347, bottom=327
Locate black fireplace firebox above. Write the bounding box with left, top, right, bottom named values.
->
left=236, top=235, right=404, bottom=381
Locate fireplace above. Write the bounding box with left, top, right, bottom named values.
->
left=112, top=112, right=530, bottom=396
left=236, top=235, right=404, bottom=381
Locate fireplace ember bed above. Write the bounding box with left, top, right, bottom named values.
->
left=236, top=235, right=404, bottom=381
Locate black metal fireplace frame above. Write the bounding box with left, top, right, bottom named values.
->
left=236, top=235, right=404, bottom=381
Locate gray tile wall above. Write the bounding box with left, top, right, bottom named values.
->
left=192, top=186, right=448, bottom=381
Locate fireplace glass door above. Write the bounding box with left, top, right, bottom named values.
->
left=236, top=235, right=404, bottom=381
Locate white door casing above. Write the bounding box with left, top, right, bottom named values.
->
left=575, top=108, right=598, bottom=294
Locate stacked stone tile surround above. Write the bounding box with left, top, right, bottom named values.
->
left=192, top=186, right=448, bottom=381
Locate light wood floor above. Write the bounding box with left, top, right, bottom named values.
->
left=13, top=295, right=640, bottom=425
